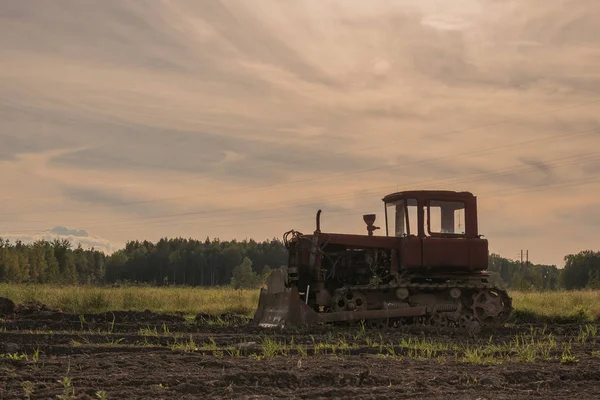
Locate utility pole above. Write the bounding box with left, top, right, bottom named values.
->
left=520, top=249, right=523, bottom=265
left=526, top=250, right=529, bottom=265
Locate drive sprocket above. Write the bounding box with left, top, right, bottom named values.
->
left=471, top=289, right=511, bottom=327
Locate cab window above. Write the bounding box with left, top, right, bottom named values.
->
left=385, top=198, right=418, bottom=236
left=426, top=200, right=466, bottom=235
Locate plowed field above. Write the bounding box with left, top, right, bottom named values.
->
left=1, top=299, right=599, bottom=399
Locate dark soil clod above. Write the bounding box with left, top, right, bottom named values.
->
left=0, top=297, right=16, bottom=316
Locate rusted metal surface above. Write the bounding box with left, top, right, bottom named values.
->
left=318, top=306, right=426, bottom=323
left=252, top=270, right=321, bottom=328
left=421, top=237, right=487, bottom=271
left=315, top=233, right=401, bottom=249
left=400, top=236, right=422, bottom=269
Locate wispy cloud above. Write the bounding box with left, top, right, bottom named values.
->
left=1, top=226, right=115, bottom=254
left=1, top=0, right=599, bottom=266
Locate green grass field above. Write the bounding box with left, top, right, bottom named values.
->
left=1, top=284, right=599, bottom=322
left=0, top=284, right=259, bottom=316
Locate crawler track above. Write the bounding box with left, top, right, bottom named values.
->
left=327, top=273, right=513, bottom=331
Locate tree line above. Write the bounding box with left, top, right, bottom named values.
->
left=0, top=236, right=599, bottom=291
left=105, top=237, right=286, bottom=287
left=488, top=253, right=560, bottom=290
left=0, top=238, right=105, bottom=284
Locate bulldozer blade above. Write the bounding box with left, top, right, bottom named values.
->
left=252, top=269, right=320, bottom=329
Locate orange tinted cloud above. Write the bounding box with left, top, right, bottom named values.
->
left=0, top=0, right=599, bottom=266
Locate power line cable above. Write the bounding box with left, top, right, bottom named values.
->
left=8, top=144, right=600, bottom=234
left=114, top=175, right=600, bottom=233
left=2, top=126, right=596, bottom=217
left=1, top=98, right=598, bottom=204
left=5, top=172, right=600, bottom=240
left=7, top=146, right=600, bottom=228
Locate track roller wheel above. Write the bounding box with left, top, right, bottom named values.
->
left=368, top=318, right=389, bottom=329
left=427, top=313, right=449, bottom=328
left=332, top=290, right=367, bottom=312
left=458, top=312, right=480, bottom=334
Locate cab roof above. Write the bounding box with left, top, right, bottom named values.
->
left=382, top=190, right=475, bottom=203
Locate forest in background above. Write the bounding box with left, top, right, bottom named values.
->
left=0, top=236, right=599, bottom=291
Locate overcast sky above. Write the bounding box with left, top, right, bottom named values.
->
left=1, top=0, right=599, bottom=266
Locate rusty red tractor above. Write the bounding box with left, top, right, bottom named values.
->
left=253, top=190, right=512, bottom=331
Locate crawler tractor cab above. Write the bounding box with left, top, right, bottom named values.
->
left=381, top=190, right=488, bottom=272
left=252, top=190, right=512, bottom=330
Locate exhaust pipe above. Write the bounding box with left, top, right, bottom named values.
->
left=309, top=210, right=322, bottom=271
left=315, top=209, right=322, bottom=233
